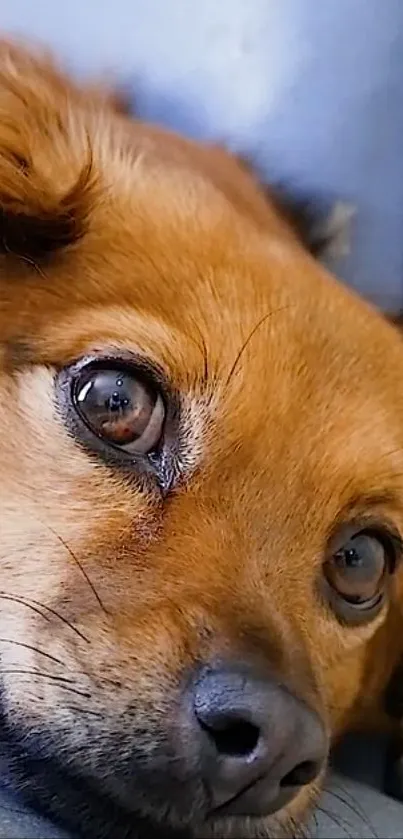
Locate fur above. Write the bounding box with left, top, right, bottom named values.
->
left=0, top=39, right=403, bottom=838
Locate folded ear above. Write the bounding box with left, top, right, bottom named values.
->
left=0, top=40, right=97, bottom=263
left=272, top=188, right=355, bottom=261
left=236, top=155, right=355, bottom=261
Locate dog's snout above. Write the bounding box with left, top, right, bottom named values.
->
left=189, top=663, right=326, bottom=816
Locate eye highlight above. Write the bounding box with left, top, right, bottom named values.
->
left=73, top=366, right=165, bottom=455
left=322, top=526, right=400, bottom=625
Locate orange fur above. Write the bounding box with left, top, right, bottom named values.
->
left=0, top=40, right=403, bottom=839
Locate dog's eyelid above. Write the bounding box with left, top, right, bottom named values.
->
left=327, top=516, right=402, bottom=559
left=328, top=489, right=403, bottom=549
left=337, top=489, right=403, bottom=519
left=68, top=351, right=170, bottom=397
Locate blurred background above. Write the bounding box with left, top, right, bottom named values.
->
left=1, top=0, right=403, bottom=311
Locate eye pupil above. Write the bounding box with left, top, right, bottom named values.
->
left=109, top=391, right=122, bottom=411
left=338, top=547, right=361, bottom=568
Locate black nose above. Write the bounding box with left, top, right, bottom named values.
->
left=191, top=663, right=326, bottom=816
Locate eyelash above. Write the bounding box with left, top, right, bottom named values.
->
left=329, top=518, right=402, bottom=563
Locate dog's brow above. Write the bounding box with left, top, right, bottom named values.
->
left=340, top=489, right=402, bottom=519
left=225, top=306, right=290, bottom=387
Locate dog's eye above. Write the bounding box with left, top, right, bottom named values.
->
left=324, top=532, right=386, bottom=608
left=73, top=367, right=165, bottom=454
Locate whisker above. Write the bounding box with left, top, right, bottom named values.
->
left=225, top=306, right=290, bottom=387
left=311, top=810, right=319, bottom=838
left=0, top=638, right=65, bottom=667
left=0, top=669, right=91, bottom=698
left=0, top=669, right=76, bottom=684
left=0, top=592, right=90, bottom=644
left=64, top=706, right=103, bottom=718
left=316, top=804, right=354, bottom=838
left=326, top=784, right=377, bottom=838
left=189, top=319, right=210, bottom=385
left=46, top=525, right=109, bottom=617
left=0, top=593, right=51, bottom=624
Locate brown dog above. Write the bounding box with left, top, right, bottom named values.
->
left=1, top=40, right=403, bottom=839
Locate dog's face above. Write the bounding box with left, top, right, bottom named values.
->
left=1, top=42, right=403, bottom=839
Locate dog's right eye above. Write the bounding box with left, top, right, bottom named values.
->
left=73, top=365, right=165, bottom=455
left=324, top=532, right=386, bottom=606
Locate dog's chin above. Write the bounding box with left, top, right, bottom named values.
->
left=40, top=793, right=297, bottom=839
left=0, top=721, right=315, bottom=839
left=0, top=745, right=308, bottom=839
left=19, top=768, right=297, bottom=839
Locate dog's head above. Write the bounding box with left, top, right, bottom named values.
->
left=1, top=41, right=403, bottom=839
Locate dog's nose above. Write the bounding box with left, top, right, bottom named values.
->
left=191, top=663, right=326, bottom=816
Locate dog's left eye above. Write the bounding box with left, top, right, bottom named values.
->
left=324, top=531, right=387, bottom=607
left=73, top=367, right=165, bottom=454
left=322, top=526, right=401, bottom=625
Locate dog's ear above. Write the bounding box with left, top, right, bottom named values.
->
left=236, top=156, right=355, bottom=261
left=390, top=312, right=403, bottom=330
left=0, top=40, right=97, bottom=263
left=271, top=188, right=355, bottom=261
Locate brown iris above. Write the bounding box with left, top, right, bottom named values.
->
left=74, top=367, right=165, bottom=454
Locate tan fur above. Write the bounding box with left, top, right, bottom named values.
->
left=1, top=39, right=403, bottom=838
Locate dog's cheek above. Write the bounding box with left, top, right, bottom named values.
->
left=0, top=363, right=155, bottom=542
left=299, top=601, right=391, bottom=735
left=0, top=365, right=162, bottom=719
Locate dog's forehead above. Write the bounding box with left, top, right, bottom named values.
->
left=32, top=241, right=403, bottom=470
left=4, top=127, right=403, bottom=494
left=7, top=161, right=402, bottom=413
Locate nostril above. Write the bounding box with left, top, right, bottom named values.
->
left=280, top=760, right=319, bottom=788
left=199, top=716, right=260, bottom=758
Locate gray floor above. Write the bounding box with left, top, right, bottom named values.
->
left=316, top=736, right=403, bottom=838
